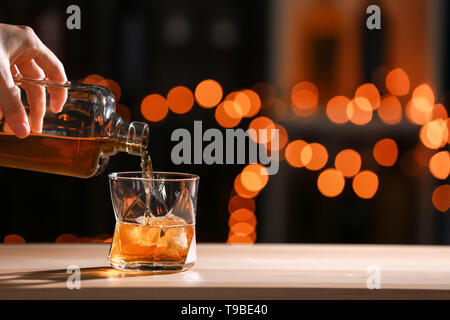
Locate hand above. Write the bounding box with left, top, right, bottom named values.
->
left=0, top=23, right=67, bottom=138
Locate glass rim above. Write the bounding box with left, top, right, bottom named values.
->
left=109, top=171, right=200, bottom=182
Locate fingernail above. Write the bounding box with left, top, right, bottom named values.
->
left=12, top=122, right=30, bottom=139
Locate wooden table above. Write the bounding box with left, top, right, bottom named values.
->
left=0, top=243, right=450, bottom=299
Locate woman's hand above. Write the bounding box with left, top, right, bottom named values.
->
left=0, top=23, right=67, bottom=138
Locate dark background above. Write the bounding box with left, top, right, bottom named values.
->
left=0, top=0, right=448, bottom=244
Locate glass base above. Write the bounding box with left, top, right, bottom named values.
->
left=110, top=261, right=195, bottom=273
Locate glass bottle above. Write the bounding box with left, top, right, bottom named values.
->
left=0, top=77, right=149, bottom=178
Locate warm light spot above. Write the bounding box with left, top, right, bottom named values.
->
left=302, top=143, right=328, bottom=171
left=292, top=81, right=319, bottom=96
left=373, top=139, right=398, bottom=167
left=241, top=89, right=261, bottom=118
left=317, top=169, right=345, bottom=197
left=347, top=99, right=373, bottom=126
left=229, top=209, right=257, bottom=228
left=386, top=68, right=410, bottom=96
left=291, top=81, right=319, bottom=110
left=223, top=92, right=250, bottom=119
left=234, top=174, right=259, bottom=199
left=285, top=140, right=309, bottom=168
left=378, top=95, right=402, bottom=125
left=79, top=237, right=92, bottom=243
left=355, top=83, right=380, bottom=110
left=432, top=104, right=448, bottom=120
left=195, top=79, right=223, bottom=108
left=267, top=124, right=288, bottom=151
left=335, top=149, right=361, bottom=177
left=55, top=234, right=80, bottom=243
left=230, top=222, right=255, bottom=236
left=326, top=96, right=350, bottom=124
left=228, top=196, right=255, bottom=213
left=141, top=94, right=169, bottom=122
left=103, top=238, right=113, bottom=243
left=215, top=102, right=241, bottom=128
left=83, top=74, right=104, bottom=85
left=406, top=100, right=432, bottom=125
left=251, top=82, right=276, bottom=109
left=412, top=84, right=435, bottom=113
left=420, top=119, right=448, bottom=149
left=291, top=103, right=318, bottom=117
left=167, top=86, right=194, bottom=114
left=115, top=104, right=131, bottom=122
left=429, top=151, right=450, bottom=180
left=99, top=79, right=122, bottom=101
left=432, top=185, right=450, bottom=213
left=227, top=233, right=256, bottom=244
left=241, top=164, right=269, bottom=192
left=352, top=171, right=379, bottom=199
left=4, top=234, right=25, bottom=244
left=248, top=116, right=276, bottom=144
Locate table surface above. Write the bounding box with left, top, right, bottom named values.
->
left=1, top=243, right=450, bottom=299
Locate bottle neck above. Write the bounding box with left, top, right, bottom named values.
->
left=106, top=113, right=149, bottom=156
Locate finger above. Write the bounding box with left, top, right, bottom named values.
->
left=17, top=59, right=46, bottom=133
left=31, top=44, right=67, bottom=113
left=0, top=58, right=30, bottom=138
left=12, top=28, right=67, bottom=113
left=10, top=64, right=20, bottom=77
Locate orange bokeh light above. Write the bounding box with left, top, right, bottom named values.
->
left=83, top=74, right=104, bottom=85
left=141, top=94, right=169, bottom=122
left=352, top=171, right=379, bottom=199
left=223, top=91, right=250, bottom=119
left=55, top=233, right=80, bottom=243
left=326, top=96, right=350, bottom=124
left=241, top=164, right=269, bottom=192
left=302, top=143, right=328, bottom=171
left=99, top=79, right=122, bottom=101
left=115, top=104, right=131, bottom=122
left=4, top=234, right=25, bottom=244
left=373, top=138, right=398, bottom=167
left=195, top=79, right=223, bottom=108
left=432, top=185, right=450, bottom=213
left=335, top=149, right=361, bottom=177
left=317, top=168, right=345, bottom=197
left=215, top=102, right=241, bottom=128
left=385, top=68, right=410, bottom=96
left=227, top=232, right=256, bottom=244
left=234, top=174, right=259, bottom=199
left=432, top=104, right=448, bottom=120
left=412, top=84, right=435, bottom=113
left=291, top=81, right=319, bottom=110
left=241, top=89, right=261, bottom=118
left=355, top=83, right=380, bottom=110
left=347, top=99, right=373, bottom=126
left=229, top=209, right=257, bottom=228
left=167, top=86, right=194, bottom=114
left=267, top=124, right=288, bottom=151
left=429, top=151, right=449, bottom=180
left=285, top=140, right=309, bottom=168
left=405, top=99, right=432, bottom=125
left=419, top=119, right=448, bottom=149
left=378, top=95, right=402, bottom=125
left=228, top=196, right=256, bottom=214
left=248, top=116, right=276, bottom=144
left=230, top=222, right=256, bottom=236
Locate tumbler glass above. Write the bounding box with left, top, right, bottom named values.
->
left=108, top=171, right=199, bottom=272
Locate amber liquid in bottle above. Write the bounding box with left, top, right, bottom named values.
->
left=0, top=132, right=117, bottom=178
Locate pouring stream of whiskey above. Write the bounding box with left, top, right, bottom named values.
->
left=140, top=148, right=153, bottom=224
